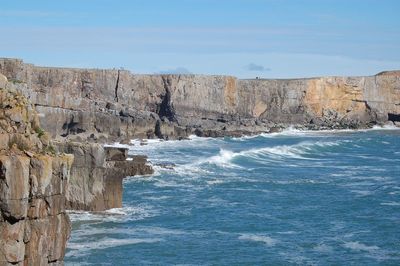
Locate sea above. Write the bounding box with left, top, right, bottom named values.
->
left=65, top=127, right=400, bottom=265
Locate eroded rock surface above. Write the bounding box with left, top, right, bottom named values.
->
left=55, top=142, right=153, bottom=211
left=1, top=58, right=398, bottom=141
left=0, top=79, right=73, bottom=265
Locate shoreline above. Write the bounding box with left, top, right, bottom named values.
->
left=105, top=123, right=400, bottom=149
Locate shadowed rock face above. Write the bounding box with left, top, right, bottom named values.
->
left=0, top=79, right=73, bottom=265
left=1, top=58, right=399, bottom=140
left=55, top=142, right=153, bottom=211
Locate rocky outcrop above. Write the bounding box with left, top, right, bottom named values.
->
left=55, top=142, right=153, bottom=211
left=0, top=79, right=73, bottom=265
left=0, top=72, right=153, bottom=265
left=1, top=58, right=398, bottom=140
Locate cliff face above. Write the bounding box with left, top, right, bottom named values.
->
left=0, top=78, right=72, bottom=265
left=1, top=58, right=399, bottom=140
left=55, top=143, right=153, bottom=211
left=0, top=71, right=154, bottom=263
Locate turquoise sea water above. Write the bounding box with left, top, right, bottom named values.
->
left=66, top=128, right=400, bottom=265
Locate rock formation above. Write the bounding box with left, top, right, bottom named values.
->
left=0, top=72, right=154, bottom=264
left=0, top=58, right=398, bottom=142
left=55, top=142, right=153, bottom=211
left=0, top=78, right=73, bottom=265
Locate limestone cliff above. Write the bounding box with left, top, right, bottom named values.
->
left=1, top=58, right=398, bottom=141
left=0, top=78, right=73, bottom=265
left=0, top=64, right=156, bottom=264
left=55, top=143, right=153, bottom=211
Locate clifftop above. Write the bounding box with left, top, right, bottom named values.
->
left=1, top=58, right=399, bottom=142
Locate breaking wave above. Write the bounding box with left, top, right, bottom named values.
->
left=202, top=140, right=343, bottom=168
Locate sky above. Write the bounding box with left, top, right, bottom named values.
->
left=1, top=0, right=399, bottom=78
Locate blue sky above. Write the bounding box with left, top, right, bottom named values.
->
left=1, top=0, right=399, bottom=78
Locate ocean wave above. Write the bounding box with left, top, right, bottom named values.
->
left=127, top=135, right=216, bottom=153
left=371, top=124, right=399, bottom=130
left=68, top=205, right=157, bottom=223
left=380, top=201, right=400, bottom=206
left=204, top=149, right=243, bottom=168
left=206, top=179, right=225, bottom=185
left=238, top=125, right=400, bottom=140
left=200, top=140, right=342, bottom=168
left=67, top=237, right=162, bottom=257
left=238, top=233, right=278, bottom=246
left=313, top=243, right=333, bottom=253
left=350, top=190, right=375, bottom=197
left=72, top=226, right=185, bottom=239
left=342, top=241, right=380, bottom=252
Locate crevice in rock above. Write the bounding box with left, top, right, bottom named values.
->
left=388, top=113, right=400, bottom=122
left=61, top=116, right=85, bottom=136
left=114, top=70, right=120, bottom=103
left=1, top=212, right=21, bottom=225
left=157, top=76, right=177, bottom=123
left=0, top=160, right=5, bottom=180
left=155, top=120, right=162, bottom=139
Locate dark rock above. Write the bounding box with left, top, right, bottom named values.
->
left=104, top=146, right=128, bottom=161
left=155, top=162, right=176, bottom=170
left=269, top=126, right=282, bottom=133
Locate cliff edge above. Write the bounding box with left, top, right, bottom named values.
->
left=0, top=58, right=398, bottom=142
left=0, top=75, right=73, bottom=265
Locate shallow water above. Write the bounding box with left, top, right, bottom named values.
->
left=66, top=128, right=400, bottom=265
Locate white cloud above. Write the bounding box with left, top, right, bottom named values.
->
left=246, top=63, right=271, bottom=72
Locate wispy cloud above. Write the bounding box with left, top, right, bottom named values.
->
left=246, top=63, right=271, bottom=72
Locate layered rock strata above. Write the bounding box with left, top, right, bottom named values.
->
left=55, top=143, right=153, bottom=211
left=0, top=72, right=154, bottom=264
left=0, top=81, right=73, bottom=265
left=1, top=58, right=398, bottom=141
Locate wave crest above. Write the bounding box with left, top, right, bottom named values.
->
left=203, top=140, right=341, bottom=168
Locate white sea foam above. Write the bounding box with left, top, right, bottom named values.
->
left=343, top=241, right=380, bottom=252
left=276, top=231, right=297, bottom=235
left=202, top=140, right=341, bottom=168
left=205, top=149, right=241, bottom=168
left=72, top=226, right=185, bottom=239
left=380, top=201, right=400, bottom=206
left=68, top=205, right=157, bottom=223
left=371, top=124, right=399, bottom=130
left=350, top=190, right=374, bottom=197
left=103, top=142, right=131, bottom=149
left=252, top=124, right=400, bottom=139
left=143, top=195, right=171, bottom=201
left=313, top=243, right=333, bottom=253
left=348, top=175, right=389, bottom=182
left=138, top=226, right=186, bottom=235
left=67, top=237, right=162, bottom=257
left=238, top=233, right=278, bottom=246
left=206, top=179, right=225, bottom=185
